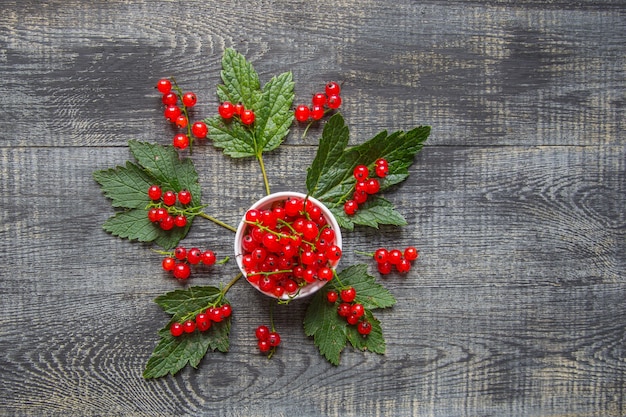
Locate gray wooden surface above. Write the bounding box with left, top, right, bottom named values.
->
left=1, top=1, right=625, bottom=416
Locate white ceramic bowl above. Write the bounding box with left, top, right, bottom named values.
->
left=234, top=191, right=342, bottom=300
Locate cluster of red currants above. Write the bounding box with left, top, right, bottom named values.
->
left=240, top=197, right=342, bottom=298
left=217, top=101, right=256, bottom=126
left=326, top=287, right=372, bottom=335
left=254, top=325, right=281, bottom=354
left=293, top=81, right=342, bottom=123
left=147, top=185, right=193, bottom=230
left=373, top=246, right=419, bottom=275
left=156, top=78, right=209, bottom=150
left=169, top=303, right=232, bottom=337
left=161, top=246, right=217, bottom=280
left=343, top=158, right=389, bottom=216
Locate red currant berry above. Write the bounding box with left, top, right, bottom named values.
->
left=294, top=104, right=311, bottom=122
left=318, top=266, right=333, bottom=281
left=337, top=302, right=351, bottom=317
left=156, top=78, right=172, bottom=94
left=404, top=246, right=419, bottom=261
left=148, top=185, right=162, bottom=201
left=191, top=121, right=208, bottom=139
left=181, top=92, right=197, bottom=107
left=268, top=332, right=281, bottom=347
left=240, top=109, right=255, bottom=125
left=187, top=247, right=202, bottom=265
left=325, top=81, right=341, bottom=96
left=201, top=250, right=216, bottom=266
left=154, top=207, right=168, bottom=222
left=162, top=190, right=177, bottom=206
left=353, top=165, right=369, bottom=181
left=147, top=207, right=160, bottom=222
left=174, top=114, right=188, bottom=129
left=162, top=257, right=176, bottom=271
left=164, top=105, right=181, bottom=122
left=182, top=319, right=196, bottom=333
left=170, top=322, right=183, bottom=337
left=218, top=101, right=235, bottom=119
left=174, top=247, right=187, bottom=260
left=173, top=133, right=189, bottom=150
left=310, top=104, right=325, bottom=120
left=327, top=290, right=338, bottom=303
left=162, top=92, right=178, bottom=106
left=365, top=178, right=380, bottom=195
left=344, top=200, right=358, bottom=215
left=208, top=307, right=223, bottom=323
left=377, top=261, right=393, bottom=275
left=340, top=287, right=357, bottom=303
left=195, top=313, right=211, bottom=332
left=353, top=189, right=368, bottom=204
left=174, top=215, right=187, bottom=228
left=177, top=189, right=192, bottom=205
left=388, top=249, right=403, bottom=265
left=258, top=340, right=271, bottom=353
left=327, top=94, right=342, bottom=109
left=374, top=248, right=389, bottom=263
left=160, top=215, right=175, bottom=230
left=357, top=321, right=372, bottom=335
left=347, top=314, right=360, bottom=325
left=255, top=325, right=270, bottom=341
left=350, top=303, right=365, bottom=318
left=173, top=263, right=191, bottom=280
left=397, top=258, right=412, bottom=273
left=312, top=92, right=327, bottom=106
left=375, top=164, right=388, bottom=178
left=220, top=304, right=232, bottom=318
left=326, top=245, right=342, bottom=263
left=234, top=102, right=244, bottom=116
left=284, top=279, right=298, bottom=294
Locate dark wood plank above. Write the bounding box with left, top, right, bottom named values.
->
left=1, top=0, right=624, bottom=416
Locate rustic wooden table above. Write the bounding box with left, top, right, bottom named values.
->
left=1, top=1, right=624, bottom=416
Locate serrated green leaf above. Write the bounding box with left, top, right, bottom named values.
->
left=154, top=286, right=223, bottom=321
left=307, top=114, right=429, bottom=229
left=102, top=209, right=160, bottom=242
left=304, top=264, right=395, bottom=365
left=217, top=48, right=261, bottom=108
left=253, top=71, right=295, bottom=153
left=92, top=161, right=154, bottom=209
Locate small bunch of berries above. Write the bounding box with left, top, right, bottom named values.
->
left=326, top=287, right=372, bottom=336
left=169, top=303, right=232, bottom=337
left=293, top=81, right=342, bottom=123
left=156, top=78, right=209, bottom=150
left=161, top=246, right=217, bottom=280
left=343, top=158, right=389, bottom=216
left=254, top=325, right=281, bottom=354
left=240, top=197, right=342, bottom=298
left=372, top=246, right=419, bottom=275
left=217, top=101, right=256, bottom=126
left=147, top=185, right=194, bottom=231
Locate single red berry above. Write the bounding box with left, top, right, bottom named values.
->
left=148, top=185, right=162, bottom=201
left=347, top=314, right=360, bottom=325
left=325, top=81, right=341, bottom=96
left=173, top=133, right=189, bottom=150
left=327, top=94, right=342, bottom=109
left=327, top=290, right=338, bottom=303
left=195, top=313, right=211, bottom=332
left=397, top=258, right=412, bottom=273
left=220, top=304, right=232, bottom=318
left=258, top=340, right=271, bottom=353
left=173, top=263, right=191, bottom=280
left=378, top=261, right=393, bottom=275
left=365, top=178, right=380, bottom=195
left=234, top=102, right=244, bottom=116
left=156, top=78, right=172, bottom=94
left=218, top=101, right=235, bottom=119
left=154, top=207, right=168, bottom=222
left=374, top=248, right=389, bottom=264
left=162, top=190, right=176, bottom=206
left=310, top=104, right=325, bottom=120
left=187, top=247, right=202, bottom=265
left=375, top=164, right=388, bottom=178
left=174, top=247, right=187, bottom=260
left=353, top=189, right=368, bottom=204
left=312, top=92, right=327, bottom=107
left=164, top=105, right=181, bottom=122
left=174, top=114, right=188, bottom=129
left=162, top=92, right=178, bottom=106
left=268, top=332, right=281, bottom=347
left=388, top=249, right=403, bottom=265
left=201, top=250, right=216, bottom=265
left=181, top=92, right=197, bottom=107
left=191, top=121, right=208, bottom=139
left=344, top=200, right=358, bottom=215
left=357, top=321, right=372, bottom=335
left=284, top=279, right=298, bottom=294
left=177, top=189, right=192, bottom=205
left=337, top=302, right=351, bottom=317
left=162, top=257, right=176, bottom=271
left=169, top=322, right=183, bottom=337
left=294, top=104, right=311, bottom=122
left=326, top=245, right=342, bottom=263
left=240, top=109, right=255, bottom=125
left=208, top=307, right=223, bottom=323
left=353, top=165, right=369, bottom=181
left=340, top=287, right=357, bottom=303
left=147, top=208, right=159, bottom=223
left=318, top=266, right=333, bottom=281
left=182, top=320, right=196, bottom=333
left=255, top=325, right=270, bottom=341
left=160, top=215, right=175, bottom=230
left=404, top=246, right=419, bottom=261
left=350, top=303, right=365, bottom=318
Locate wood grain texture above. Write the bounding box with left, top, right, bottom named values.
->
left=1, top=0, right=624, bottom=416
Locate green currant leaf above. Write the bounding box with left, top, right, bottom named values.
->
left=304, top=264, right=395, bottom=365
left=206, top=48, right=294, bottom=159
left=92, top=161, right=153, bottom=209
left=306, top=113, right=430, bottom=229
left=101, top=209, right=190, bottom=248
left=143, top=286, right=231, bottom=379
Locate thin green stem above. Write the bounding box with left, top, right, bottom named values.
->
left=198, top=211, right=237, bottom=233
left=257, top=153, right=271, bottom=195
left=223, top=272, right=243, bottom=295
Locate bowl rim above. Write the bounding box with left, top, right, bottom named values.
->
left=234, top=191, right=342, bottom=300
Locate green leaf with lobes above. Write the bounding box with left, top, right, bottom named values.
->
left=143, top=286, right=231, bottom=379
left=93, top=141, right=202, bottom=249
left=303, top=264, right=396, bottom=365
left=306, top=113, right=430, bottom=230
left=205, top=48, right=295, bottom=159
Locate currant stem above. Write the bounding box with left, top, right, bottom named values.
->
left=355, top=250, right=374, bottom=257
left=257, top=153, right=271, bottom=195
left=198, top=211, right=237, bottom=233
